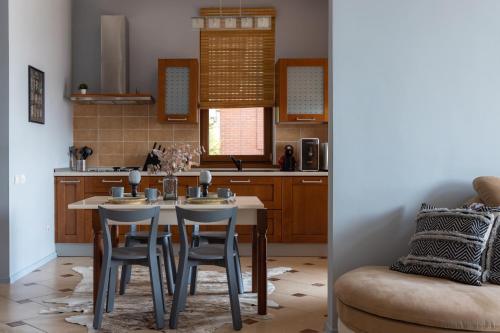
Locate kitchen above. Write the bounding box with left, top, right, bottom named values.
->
left=2, top=0, right=329, bottom=332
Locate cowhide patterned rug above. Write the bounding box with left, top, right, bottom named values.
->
left=40, top=265, right=291, bottom=332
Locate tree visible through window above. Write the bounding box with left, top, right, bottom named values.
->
left=208, top=108, right=264, bottom=156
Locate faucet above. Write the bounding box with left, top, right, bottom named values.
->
left=230, top=155, right=243, bottom=171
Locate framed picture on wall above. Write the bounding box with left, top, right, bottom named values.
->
left=28, top=65, right=45, bottom=124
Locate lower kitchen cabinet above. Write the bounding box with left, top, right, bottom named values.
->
left=55, top=177, right=86, bottom=243
left=282, top=177, right=328, bottom=243
left=54, top=175, right=327, bottom=244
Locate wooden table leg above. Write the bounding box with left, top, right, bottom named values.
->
left=257, top=209, right=268, bottom=315
left=91, top=210, right=103, bottom=313
left=251, top=225, right=258, bottom=293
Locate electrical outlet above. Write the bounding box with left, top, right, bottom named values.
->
left=46, top=225, right=50, bottom=232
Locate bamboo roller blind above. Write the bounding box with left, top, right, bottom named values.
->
left=199, top=8, right=276, bottom=108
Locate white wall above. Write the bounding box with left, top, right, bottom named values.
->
left=0, top=0, right=10, bottom=280
left=72, top=0, right=329, bottom=95
left=328, top=0, right=500, bottom=331
left=7, top=0, right=72, bottom=282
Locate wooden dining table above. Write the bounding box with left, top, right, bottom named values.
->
left=68, top=195, right=268, bottom=315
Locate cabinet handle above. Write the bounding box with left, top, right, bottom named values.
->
left=230, top=179, right=251, bottom=183
left=296, top=117, right=317, bottom=121
left=60, top=180, right=81, bottom=184
left=301, top=179, right=323, bottom=184
left=101, top=179, right=123, bottom=183
left=158, top=180, right=164, bottom=184
left=167, top=117, right=188, bottom=121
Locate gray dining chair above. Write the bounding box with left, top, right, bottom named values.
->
left=120, top=225, right=176, bottom=295
left=190, top=227, right=244, bottom=294
left=170, top=206, right=242, bottom=330
left=94, top=206, right=165, bottom=330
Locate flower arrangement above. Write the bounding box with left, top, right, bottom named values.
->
left=151, top=144, right=204, bottom=175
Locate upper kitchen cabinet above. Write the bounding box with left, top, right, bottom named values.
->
left=157, top=59, right=199, bottom=123
left=275, top=59, right=329, bottom=123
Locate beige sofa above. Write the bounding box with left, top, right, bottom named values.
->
left=335, top=177, right=500, bottom=333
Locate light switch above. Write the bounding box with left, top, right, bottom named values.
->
left=14, top=174, right=26, bottom=184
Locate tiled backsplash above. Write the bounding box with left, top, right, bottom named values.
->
left=72, top=104, right=328, bottom=167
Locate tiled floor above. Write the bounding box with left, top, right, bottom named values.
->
left=0, top=256, right=328, bottom=333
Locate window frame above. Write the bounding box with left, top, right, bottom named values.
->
left=200, top=107, right=273, bottom=166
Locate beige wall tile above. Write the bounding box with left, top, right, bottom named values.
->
left=174, top=129, right=199, bottom=142
left=97, top=105, right=122, bottom=116
left=74, top=129, right=98, bottom=141
left=124, top=154, right=146, bottom=167
left=73, top=117, right=97, bottom=130
left=123, top=117, right=148, bottom=129
left=124, top=142, right=149, bottom=155
left=73, top=104, right=97, bottom=117
left=99, top=154, right=124, bottom=167
left=148, top=117, right=172, bottom=130
left=98, top=141, right=124, bottom=155
left=98, top=117, right=123, bottom=130
left=300, top=125, right=328, bottom=142
left=276, top=125, right=301, bottom=141
left=124, top=129, right=148, bottom=142
left=149, top=128, right=174, bottom=142
left=99, top=129, right=123, bottom=141
left=123, top=105, right=149, bottom=117
left=173, top=123, right=199, bottom=130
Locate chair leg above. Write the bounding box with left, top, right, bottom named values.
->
left=106, top=265, right=118, bottom=313
left=162, top=237, right=175, bottom=295
left=120, top=238, right=134, bottom=294
left=169, top=258, right=190, bottom=329
left=149, top=257, right=165, bottom=329
left=157, top=256, right=167, bottom=314
left=226, top=258, right=242, bottom=330
left=93, top=261, right=111, bottom=329
left=168, top=235, right=177, bottom=277
left=234, top=238, right=244, bottom=294
left=189, top=265, right=198, bottom=295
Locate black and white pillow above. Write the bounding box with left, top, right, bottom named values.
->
left=391, top=204, right=494, bottom=285
left=465, top=204, right=500, bottom=284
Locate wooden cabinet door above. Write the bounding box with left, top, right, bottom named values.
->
left=157, top=59, right=199, bottom=123
left=276, top=59, right=328, bottom=123
left=282, top=177, right=328, bottom=243
left=210, top=176, right=282, bottom=209
left=55, top=177, right=86, bottom=243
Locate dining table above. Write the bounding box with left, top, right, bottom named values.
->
left=68, top=195, right=268, bottom=315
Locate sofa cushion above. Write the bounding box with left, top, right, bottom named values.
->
left=473, top=176, right=500, bottom=207
left=335, top=266, right=500, bottom=332
left=391, top=206, right=494, bottom=285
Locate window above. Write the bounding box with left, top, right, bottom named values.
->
left=198, top=7, right=275, bottom=165
left=200, top=108, right=272, bottom=164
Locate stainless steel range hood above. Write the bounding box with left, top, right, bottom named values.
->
left=71, top=15, right=154, bottom=105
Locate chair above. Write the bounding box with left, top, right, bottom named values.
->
left=93, top=206, right=165, bottom=330
left=190, top=227, right=244, bottom=294
left=120, top=225, right=176, bottom=295
left=170, top=207, right=242, bottom=330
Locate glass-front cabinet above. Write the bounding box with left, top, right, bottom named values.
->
left=157, top=59, right=199, bottom=123
left=275, top=58, right=328, bottom=123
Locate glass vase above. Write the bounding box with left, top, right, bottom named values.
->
left=162, top=175, right=178, bottom=200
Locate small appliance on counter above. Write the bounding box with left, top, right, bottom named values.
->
left=278, top=144, right=296, bottom=171
left=320, top=142, right=328, bottom=171
left=298, top=138, right=319, bottom=171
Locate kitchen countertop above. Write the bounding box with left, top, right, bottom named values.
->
left=53, top=168, right=328, bottom=177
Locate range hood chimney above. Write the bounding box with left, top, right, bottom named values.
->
left=100, top=15, right=128, bottom=93
left=70, top=15, right=154, bottom=105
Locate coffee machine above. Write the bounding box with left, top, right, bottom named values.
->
left=298, top=138, right=320, bottom=171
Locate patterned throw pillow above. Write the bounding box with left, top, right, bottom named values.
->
left=464, top=203, right=500, bottom=284
left=391, top=204, right=494, bottom=285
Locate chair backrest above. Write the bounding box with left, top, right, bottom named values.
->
left=175, top=206, right=238, bottom=259
left=98, top=206, right=160, bottom=260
